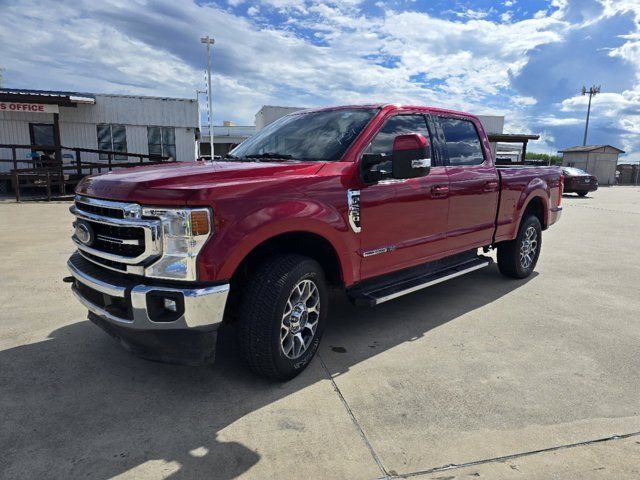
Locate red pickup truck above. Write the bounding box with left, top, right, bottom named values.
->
left=67, top=104, right=563, bottom=379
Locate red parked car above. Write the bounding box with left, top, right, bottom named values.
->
left=562, top=167, right=598, bottom=196
left=67, top=104, right=563, bottom=379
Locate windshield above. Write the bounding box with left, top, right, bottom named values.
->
left=563, top=167, right=588, bottom=176
left=230, top=108, right=377, bottom=161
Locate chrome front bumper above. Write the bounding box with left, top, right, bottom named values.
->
left=67, top=252, right=229, bottom=331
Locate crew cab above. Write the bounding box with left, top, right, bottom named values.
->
left=66, top=104, right=563, bottom=379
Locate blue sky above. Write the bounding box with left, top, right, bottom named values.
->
left=1, top=0, right=639, bottom=160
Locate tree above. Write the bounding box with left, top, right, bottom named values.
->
left=525, top=152, right=563, bottom=165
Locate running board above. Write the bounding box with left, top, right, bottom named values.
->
left=348, top=257, right=491, bottom=306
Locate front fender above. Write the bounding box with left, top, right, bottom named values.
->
left=197, top=199, right=358, bottom=285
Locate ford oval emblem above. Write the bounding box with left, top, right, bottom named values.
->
left=75, top=222, right=94, bottom=246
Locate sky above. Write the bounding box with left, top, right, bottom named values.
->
left=1, top=0, right=639, bottom=161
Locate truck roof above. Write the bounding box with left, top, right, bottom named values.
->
left=294, top=103, right=480, bottom=121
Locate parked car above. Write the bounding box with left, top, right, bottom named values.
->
left=562, top=167, right=598, bottom=196
left=66, top=104, right=563, bottom=380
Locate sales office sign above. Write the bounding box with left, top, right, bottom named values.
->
left=0, top=102, right=59, bottom=114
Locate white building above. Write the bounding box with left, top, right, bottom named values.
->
left=560, top=145, right=624, bottom=185
left=0, top=88, right=199, bottom=174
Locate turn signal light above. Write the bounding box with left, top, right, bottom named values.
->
left=190, top=210, right=210, bottom=236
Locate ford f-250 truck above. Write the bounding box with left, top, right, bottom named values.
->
left=66, top=104, right=563, bottom=379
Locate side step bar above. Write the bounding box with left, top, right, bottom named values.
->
left=348, top=257, right=491, bottom=306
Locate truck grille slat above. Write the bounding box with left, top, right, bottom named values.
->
left=75, top=201, right=124, bottom=219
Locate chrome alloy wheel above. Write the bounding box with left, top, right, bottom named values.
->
left=280, top=279, right=320, bottom=359
left=520, top=226, right=538, bottom=269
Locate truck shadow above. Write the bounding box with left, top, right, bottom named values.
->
left=0, top=264, right=536, bottom=479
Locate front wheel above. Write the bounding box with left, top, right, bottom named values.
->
left=238, top=254, right=328, bottom=380
left=497, top=215, right=542, bottom=279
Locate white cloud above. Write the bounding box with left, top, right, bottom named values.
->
left=544, top=116, right=584, bottom=126
left=0, top=0, right=637, bottom=160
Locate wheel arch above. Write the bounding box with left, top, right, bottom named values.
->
left=229, top=230, right=345, bottom=288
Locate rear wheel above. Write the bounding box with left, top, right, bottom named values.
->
left=497, top=215, right=542, bottom=279
left=238, top=254, right=328, bottom=380
left=577, top=191, right=588, bottom=197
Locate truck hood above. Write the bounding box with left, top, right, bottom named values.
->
left=76, top=160, right=325, bottom=205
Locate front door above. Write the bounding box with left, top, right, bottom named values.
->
left=358, top=114, right=450, bottom=280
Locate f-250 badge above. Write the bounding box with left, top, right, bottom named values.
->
left=347, top=189, right=361, bottom=233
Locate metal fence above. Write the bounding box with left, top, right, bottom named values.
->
left=0, top=143, right=174, bottom=201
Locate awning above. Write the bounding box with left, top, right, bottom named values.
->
left=0, top=88, right=96, bottom=107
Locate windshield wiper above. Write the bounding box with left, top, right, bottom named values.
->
left=244, top=152, right=294, bottom=161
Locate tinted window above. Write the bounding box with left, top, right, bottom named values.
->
left=364, top=115, right=430, bottom=176
left=147, top=126, right=176, bottom=159
left=231, top=109, right=376, bottom=161
left=562, top=167, right=588, bottom=176
left=365, top=115, right=430, bottom=156
left=440, top=118, right=484, bottom=166
left=97, top=124, right=127, bottom=161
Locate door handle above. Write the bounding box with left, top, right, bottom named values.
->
left=431, top=184, right=449, bottom=197
left=484, top=181, right=499, bottom=192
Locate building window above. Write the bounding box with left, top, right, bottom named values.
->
left=440, top=118, right=485, bottom=166
left=147, top=127, right=176, bottom=159
left=97, top=124, right=127, bottom=161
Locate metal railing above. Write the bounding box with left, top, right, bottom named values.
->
left=0, top=144, right=175, bottom=201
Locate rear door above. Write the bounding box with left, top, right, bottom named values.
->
left=436, top=116, right=499, bottom=252
left=358, top=113, right=449, bottom=279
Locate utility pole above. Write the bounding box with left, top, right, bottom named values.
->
left=201, top=36, right=215, bottom=158
left=581, top=85, right=600, bottom=146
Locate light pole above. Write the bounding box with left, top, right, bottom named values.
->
left=581, top=85, right=600, bottom=146
left=201, top=36, right=215, bottom=158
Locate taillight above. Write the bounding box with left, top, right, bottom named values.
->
left=558, top=174, right=564, bottom=206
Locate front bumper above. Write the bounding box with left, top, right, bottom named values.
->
left=67, top=252, right=230, bottom=364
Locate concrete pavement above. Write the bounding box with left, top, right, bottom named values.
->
left=0, top=187, right=639, bottom=479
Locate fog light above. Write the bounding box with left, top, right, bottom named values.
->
left=164, top=298, right=178, bottom=312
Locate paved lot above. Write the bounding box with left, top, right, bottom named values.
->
left=1, top=187, right=639, bottom=479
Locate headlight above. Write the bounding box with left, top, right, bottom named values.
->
left=142, top=207, right=212, bottom=281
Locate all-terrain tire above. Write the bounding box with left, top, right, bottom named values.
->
left=497, top=215, right=542, bottom=279
left=238, top=254, right=328, bottom=380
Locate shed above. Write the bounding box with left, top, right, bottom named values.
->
left=559, top=145, right=624, bottom=186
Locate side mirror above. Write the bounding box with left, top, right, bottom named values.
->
left=392, top=133, right=431, bottom=179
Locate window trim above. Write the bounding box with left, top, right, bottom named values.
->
left=436, top=115, right=487, bottom=168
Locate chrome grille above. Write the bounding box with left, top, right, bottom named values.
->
left=88, top=221, right=145, bottom=257
left=71, top=195, right=162, bottom=275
